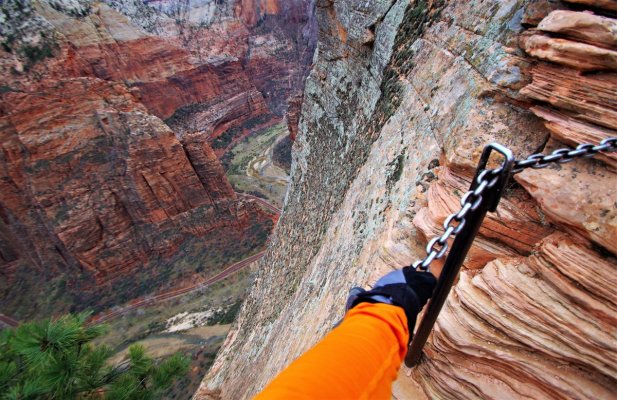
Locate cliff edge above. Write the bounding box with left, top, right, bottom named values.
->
left=198, top=0, right=617, bottom=398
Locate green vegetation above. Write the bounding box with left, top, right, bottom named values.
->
left=227, top=174, right=288, bottom=208
left=31, top=159, right=51, bottom=171
left=81, top=149, right=109, bottom=165
left=246, top=190, right=269, bottom=200
left=386, top=150, right=407, bottom=191
left=209, top=301, right=243, bottom=325
left=223, top=125, right=281, bottom=175
left=211, top=127, right=241, bottom=150
left=48, top=0, right=91, bottom=17
left=224, top=122, right=289, bottom=207
left=1, top=0, right=32, bottom=50
left=272, top=135, right=293, bottom=172
left=95, top=271, right=251, bottom=350
left=54, top=204, right=70, bottom=224
left=242, top=115, right=271, bottom=130
left=0, top=313, right=188, bottom=399
left=21, top=42, right=55, bottom=65
left=0, top=267, right=76, bottom=322
left=372, top=0, right=445, bottom=128
left=0, top=0, right=58, bottom=67
left=164, top=103, right=209, bottom=129
left=0, top=86, right=16, bottom=94
left=94, top=270, right=253, bottom=400
left=246, top=220, right=273, bottom=246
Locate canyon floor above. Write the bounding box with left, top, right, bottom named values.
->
left=1, top=0, right=313, bottom=397
left=226, top=122, right=290, bottom=209
left=93, top=116, right=290, bottom=399
left=95, top=263, right=253, bottom=399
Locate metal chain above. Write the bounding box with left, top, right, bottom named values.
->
left=512, top=137, right=617, bottom=173
left=413, top=137, right=617, bottom=272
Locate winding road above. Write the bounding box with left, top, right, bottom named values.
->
left=0, top=313, right=18, bottom=328
left=90, top=250, right=266, bottom=325
left=1, top=195, right=281, bottom=328
left=238, top=193, right=282, bottom=214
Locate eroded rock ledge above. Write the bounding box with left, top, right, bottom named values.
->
left=199, top=1, right=617, bottom=399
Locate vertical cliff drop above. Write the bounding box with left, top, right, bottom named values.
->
left=199, top=0, right=616, bottom=399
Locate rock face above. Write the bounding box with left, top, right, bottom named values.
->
left=1, top=78, right=263, bottom=313
left=155, top=0, right=316, bottom=149
left=0, top=0, right=314, bottom=318
left=199, top=1, right=617, bottom=399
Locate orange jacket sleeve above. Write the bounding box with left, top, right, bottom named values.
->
left=254, top=303, right=409, bottom=400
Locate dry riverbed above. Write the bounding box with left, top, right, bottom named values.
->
left=225, top=122, right=290, bottom=208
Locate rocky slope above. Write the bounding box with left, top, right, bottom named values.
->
left=199, top=0, right=617, bottom=399
left=0, top=0, right=314, bottom=318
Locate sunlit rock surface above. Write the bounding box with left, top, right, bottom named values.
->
left=199, top=0, right=617, bottom=399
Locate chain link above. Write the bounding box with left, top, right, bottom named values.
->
left=412, top=168, right=501, bottom=271
left=512, top=137, right=617, bottom=173
left=412, top=137, right=617, bottom=272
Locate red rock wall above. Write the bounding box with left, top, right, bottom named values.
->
left=0, top=77, right=271, bottom=316
left=198, top=1, right=617, bottom=398
left=135, top=60, right=266, bottom=121
left=407, top=2, right=617, bottom=398
left=34, top=11, right=270, bottom=124
left=235, top=0, right=296, bottom=27
left=0, top=0, right=306, bottom=318
left=236, top=0, right=316, bottom=120
left=285, top=94, right=303, bottom=141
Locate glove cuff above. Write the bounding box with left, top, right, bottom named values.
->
left=402, top=267, right=437, bottom=306
left=351, top=283, right=423, bottom=342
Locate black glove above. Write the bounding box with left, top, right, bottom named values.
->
left=346, top=267, right=436, bottom=341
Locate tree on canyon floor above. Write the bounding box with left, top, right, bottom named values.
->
left=0, top=313, right=188, bottom=399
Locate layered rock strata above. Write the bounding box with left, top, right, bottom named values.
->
left=200, top=0, right=617, bottom=399
left=0, top=0, right=312, bottom=318
left=0, top=76, right=271, bottom=316
left=156, top=0, right=316, bottom=144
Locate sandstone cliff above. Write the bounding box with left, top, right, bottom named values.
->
left=0, top=0, right=313, bottom=319
left=199, top=0, right=617, bottom=399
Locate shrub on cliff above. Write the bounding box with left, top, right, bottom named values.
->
left=0, top=313, right=189, bottom=399
left=272, top=135, right=293, bottom=172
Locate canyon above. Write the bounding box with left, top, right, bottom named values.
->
left=199, top=0, right=617, bottom=399
left=2, top=0, right=616, bottom=398
left=0, top=0, right=314, bottom=319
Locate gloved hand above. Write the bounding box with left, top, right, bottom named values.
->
left=345, top=267, right=436, bottom=341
